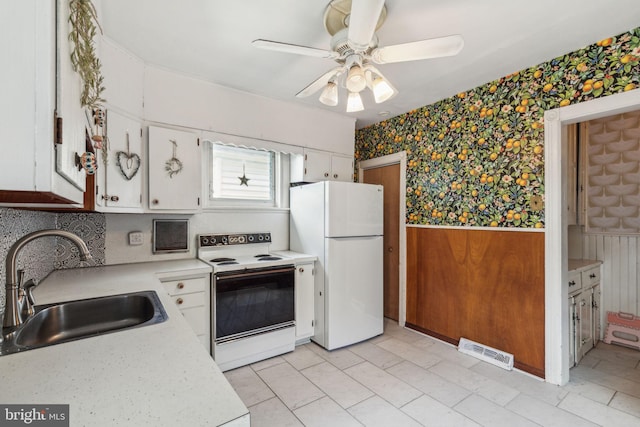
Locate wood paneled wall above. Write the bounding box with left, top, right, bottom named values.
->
left=581, top=234, right=639, bottom=317
left=406, top=227, right=545, bottom=377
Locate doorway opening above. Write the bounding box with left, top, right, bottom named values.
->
left=545, top=88, right=640, bottom=385
left=358, top=151, right=407, bottom=326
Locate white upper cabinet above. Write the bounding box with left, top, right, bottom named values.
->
left=147, top=126, right=201, bottom=211
left=291, top=149, right=354, bottom=183
left=95, top=110, right=143, bottom=212
left=0, top=0, right=86, bottom=205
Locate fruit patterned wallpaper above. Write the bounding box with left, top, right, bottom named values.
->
left=355, top=28, right=640, bottom=228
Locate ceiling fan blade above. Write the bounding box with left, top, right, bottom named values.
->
left=348, top=0, right=385, bottom=51
left=252, top=39, right=339, bottom=59
left=296, top=66, right=345, bottom=98
left=370, top=34, right=464, bottom=64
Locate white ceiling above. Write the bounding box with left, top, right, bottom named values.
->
left=99, top=0, right=640, bottom=129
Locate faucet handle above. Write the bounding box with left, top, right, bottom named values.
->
left=22, top=279, right=36, bottom=317
left=17, top=269, right=25, bottom=286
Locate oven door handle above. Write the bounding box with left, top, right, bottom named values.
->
left=216, top=266, right=294, bottom=280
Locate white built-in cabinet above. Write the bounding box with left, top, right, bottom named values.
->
left=0, top=0, right=86, bottom=204
left=295, top=262, right=315, bottom=344
left=161, top=273, right=211, bottom=352
left=568, top=261, right=601, bottom=367
left=291, top=149, right=354, bottom=183
left=147, top=126, right=201, bottom=211
left=95, top=110, right=143, bottom=211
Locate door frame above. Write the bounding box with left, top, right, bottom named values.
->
left=358, top=151, right=407, bottom=326
left=545, top=88, right=640, bottom=385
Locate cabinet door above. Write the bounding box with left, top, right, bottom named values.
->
left=148, top=126, right=201, bottom=210
left=295, top=263, right=315, bottom=342
left=568, top=296, right=576, bottom=367
left=97, top=110, right=143, bottom=210
left=577, top=290, right=593, bottom=359
left=566, top=123, right=578, bottom=225
left=592, top=284, right=601, bottom=346
left=55, top=0, right=90, bottom=191
left=304, top=149, right=332, bottom=181
left=330, top=154, right=354, bottom=182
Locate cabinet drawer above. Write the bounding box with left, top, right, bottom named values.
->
left=568, top=271, right=582, bottom=295
left=581, top=267, right=600, bottom=288
left=162, top=277, right=207, bottom=295
left=169, top=292, right=206, bottom=310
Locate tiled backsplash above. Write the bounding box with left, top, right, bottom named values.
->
left=0, top=208, right=106, bottom=311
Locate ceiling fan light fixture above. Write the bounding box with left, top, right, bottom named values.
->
left=319, top=81, right=339, bottom=106
left=372, top=76, right=395, bottom=103
left=346, top=91, right=364, bottom=112
left=346, top=64, right=367, bottom=93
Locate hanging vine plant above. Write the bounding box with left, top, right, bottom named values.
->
left=68, top=0, right=105, bottom=110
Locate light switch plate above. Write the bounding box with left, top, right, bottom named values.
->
left=128, top=231, right=144, bottom=246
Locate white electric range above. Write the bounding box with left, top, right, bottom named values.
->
left=197, top=232, right=296, bottom=371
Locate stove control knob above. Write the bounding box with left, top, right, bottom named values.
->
left=221, top=236, right=228, bottom=244
left=264, top=234, right=271, bottom=241
left=201, top=237, right=209, bottom=245
left=258, top=234, right=264, bottom=241
left=248, top=235, right=255, bottom=242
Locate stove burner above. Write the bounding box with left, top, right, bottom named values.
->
left=211, top=257, right=236, bottom=263
left=258, top=256, right=282, bottom=261
left=254, top=254, right=271, bottom=258
left=217, top=261, right=239, bottom=265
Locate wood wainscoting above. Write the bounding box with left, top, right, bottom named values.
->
left=406, top=227, right=545, bottom=377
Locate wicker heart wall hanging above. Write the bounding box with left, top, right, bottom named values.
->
left=115, top=132, right=141, bottom=180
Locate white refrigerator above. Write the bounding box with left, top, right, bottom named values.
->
left=290, top=181, right=384, bottom=350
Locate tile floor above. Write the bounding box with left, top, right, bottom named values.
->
left=224, top=319, right=640, bottom=426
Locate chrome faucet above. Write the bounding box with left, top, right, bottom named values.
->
left=3, top=230, right=92, bottom=337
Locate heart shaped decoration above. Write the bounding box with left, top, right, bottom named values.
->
left=115, top=151, right=141, bottom=181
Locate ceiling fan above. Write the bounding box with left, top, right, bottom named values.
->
left=252, top=0, right=464, bottom=112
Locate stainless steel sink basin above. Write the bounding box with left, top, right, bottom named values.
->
left=1, top=291, right=168, bottom=356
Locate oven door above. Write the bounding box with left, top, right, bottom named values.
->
left=214, top=265, right=295, bottom=343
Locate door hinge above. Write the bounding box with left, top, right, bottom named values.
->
left=197, top=138, right=200, bottom=147
left=54, top=111, right=63, bottom=145
left=140, top=128, right=143, bottom=137
left=312, top=268, right=315, bottom=276
left=311, top=320, right=314, bottom=327
left=197, top=197, right=201, bottom=206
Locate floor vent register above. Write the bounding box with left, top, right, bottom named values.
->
left=458, top=337, right=514, bottom=370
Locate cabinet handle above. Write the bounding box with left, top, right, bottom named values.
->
left=569, top=281, right=576, bottom=286
left=176, top=298, right=184, bottom=305
left=152, top=199, right=159, bottom=205
left=324, top=172, right=329, bottom=177
left=589, top=273, right=596, bottom=279
left=333, top=173, right=338, bottom=179
left=298, top=268, right=304, bottom=273
left=101, top=195, right=119, bottom=202
left=177, top=282, right=185, bottom=289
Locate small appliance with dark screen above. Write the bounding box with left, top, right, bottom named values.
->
left=153, top=219, right=189, bottom=253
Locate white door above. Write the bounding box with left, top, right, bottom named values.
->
left=325, top=236, right=383, bottom=350
left=325, top=182, right=383, bottom=237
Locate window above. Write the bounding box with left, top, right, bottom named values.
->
left=208, top=143, right=276, bottom=206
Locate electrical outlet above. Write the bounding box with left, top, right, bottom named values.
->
left=128, top=231, right=144, bottom=246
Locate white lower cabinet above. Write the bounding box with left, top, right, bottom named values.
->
left=161, top=274, right=210, bottom=351
left=568, top=263, right=601, bottom=367
left=295, top=262, right=315, bottom=344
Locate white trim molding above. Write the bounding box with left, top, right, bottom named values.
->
left=544, top=88, right=640, bottom=385
left=358, top=151, right=408, bottom=326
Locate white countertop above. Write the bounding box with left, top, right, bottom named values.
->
left=568, top=258, right=601, bottom=272
left=0, top=259, right=249, bottom=426
left=273, top=250, right=317, bottom=264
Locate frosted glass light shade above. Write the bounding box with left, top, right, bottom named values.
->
left=372, top=76, right=395, bottom=103
left=346, top=64, right=366, bottom=92
left=319, top=81, right=338, bottom=106
left=346, top=91, right=364, bottom=112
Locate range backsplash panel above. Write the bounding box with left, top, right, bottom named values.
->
left=356, top=28, right=640, bottom=228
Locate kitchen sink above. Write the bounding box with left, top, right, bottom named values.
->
left=1, top=290, right=168, bottom=356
